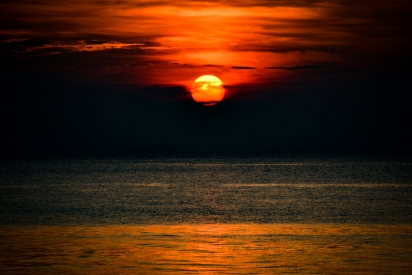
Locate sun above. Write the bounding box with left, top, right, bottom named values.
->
left=191, top=75, right=225, bottom=106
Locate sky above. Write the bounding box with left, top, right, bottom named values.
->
left=1, top=0, right=411, bottom=156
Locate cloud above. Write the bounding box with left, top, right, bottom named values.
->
left=142, top=85, right=191, bottom=101
left=1, top=0, right=410, bottom=68
left=232, top=66, right=257, bottom=69
left=0, top=39, right=49, bottom=54
left=265, top=65, right=329, bottom=70
left=0, top=39, right=145, bottom=55
left=203, top=64, right=224, bottom=67
left=0, top=1, right=362, bottom=54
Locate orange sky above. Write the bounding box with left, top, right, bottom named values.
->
left=2, top=0, right=411, bottom=91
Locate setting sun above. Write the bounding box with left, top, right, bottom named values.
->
left=191, top=75, right=225, bottom=106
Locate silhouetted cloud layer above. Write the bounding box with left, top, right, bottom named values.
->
left=265, top=65, right=328, bottom=70
left=232, top=66, right=257, bottom=70
left=0, top=39, right=144, bottom=55
left=1, top=0, right=410, bottom=63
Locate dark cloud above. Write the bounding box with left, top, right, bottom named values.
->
left=142, top=85, right=191, bottom=101
left=204, top=64, right=223, bottom=67
left=265, top=65, right=329, bottom=70
left=0, top=39, right=49, bottom=54
left=85, top=40, right=104, bottom=45
left=232, top=66, right=256, bottom=69
left=0, top=38, right=151, bottom=56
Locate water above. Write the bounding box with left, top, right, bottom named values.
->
left=1, top=154, right=412, bottom=274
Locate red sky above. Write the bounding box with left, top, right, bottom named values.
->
left=2, top=0, right=410, bottom=86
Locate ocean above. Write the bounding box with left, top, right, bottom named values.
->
left=1, top=154, right=411, bottom=274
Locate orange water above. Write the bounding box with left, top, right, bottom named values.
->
left=1, top=224, right=411, bottom=274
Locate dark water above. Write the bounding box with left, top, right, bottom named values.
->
left=1, top=154, right=412, bottom=274
left=1, top=155, right=411, bottom=225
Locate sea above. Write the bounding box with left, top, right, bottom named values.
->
left=1, top=154, right=411, bottom=274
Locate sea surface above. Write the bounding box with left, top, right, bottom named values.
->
left=1, top=154, right=411, bottom=274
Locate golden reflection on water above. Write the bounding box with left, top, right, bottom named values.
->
left=1, top=224, right=411, bottom=275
